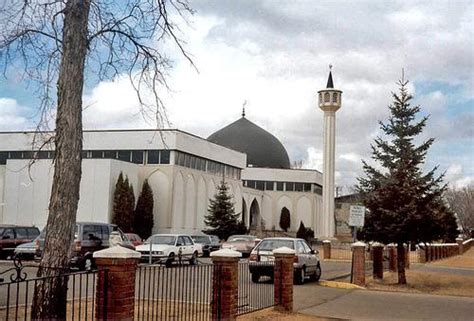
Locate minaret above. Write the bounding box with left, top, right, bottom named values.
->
left=318, top=66, right=342, bottom=238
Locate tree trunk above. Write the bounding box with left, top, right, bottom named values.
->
left=31, top=1, right=90, bottom=320
left=397, top=242, right=407, bottom=284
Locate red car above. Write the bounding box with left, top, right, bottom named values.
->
left=125, top=233, right=143, bottom=247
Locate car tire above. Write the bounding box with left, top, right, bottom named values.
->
left=310, top=263, right=322, bottom=282
left=189, top=252, right=197, bottom=265
left=166, top=253, right=175, bottom=268
left=251, top=273, right=260, bottom=283
left=294, top=267, right=305, bottom=285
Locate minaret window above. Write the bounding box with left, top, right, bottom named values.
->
left=332, top=93, right=338, bottom=103
left=324, top=92, right=330, bottom=102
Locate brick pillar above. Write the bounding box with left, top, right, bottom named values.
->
left=322, top=240, right=331, bottom=260
left=210, top=249, right=241, bottom=321
left=435, top=245, right=440, bottom=260
left=456, top=238, right=464, bottom=255
left=273, top=247, right=295, bottom=312
left=429, top=245, right=435, bottom=261
left=404, top=245, right=410, bottom=269
left=388, top=244, right=397, bottom=272
left=351, top=242, right=366, bottom=287
left=372, top=243, right=384, bottom=279
left=94, top=246, right=140, bottom=321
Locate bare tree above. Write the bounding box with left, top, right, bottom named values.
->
left=0, top=0, right=193, bottom=318
left=445, top=185, right=474, bottom=237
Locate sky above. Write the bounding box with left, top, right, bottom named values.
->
left=0, top=0, right=472, bottom=193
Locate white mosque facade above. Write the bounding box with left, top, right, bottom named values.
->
left=0, top=73, right=340, bottom=238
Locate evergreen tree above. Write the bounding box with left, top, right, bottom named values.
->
left=296, top=221, right=306, bottom=239
left=203, top=181, right=246, bottom=240
left=279, top=207, right=291, bottom=232
left=358, top=77, right=446, bottom=284
left=134, top=179, right=155, bottom=239
left=112, top=173, right=135, bottom=232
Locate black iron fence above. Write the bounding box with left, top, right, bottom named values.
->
left=0, top=258, right=103, bottom=321
left=237, top=261, right=276, bottom=316
left=135, top=263, right=213, bottom=321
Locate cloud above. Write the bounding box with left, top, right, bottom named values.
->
left=0, top=98, right=34, bottom=130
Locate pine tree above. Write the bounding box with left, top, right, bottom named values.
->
left=279, top=207, right=291, bottom=232
left=203, top=181, right=245, bottom=240
left=134, top=179, right=155, bottom=239
left=358, top=76, right=446, bottom=284
left=112, top=173, right=135, bottom=232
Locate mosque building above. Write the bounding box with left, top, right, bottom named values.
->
left=0, top=71, right=342, bottom=239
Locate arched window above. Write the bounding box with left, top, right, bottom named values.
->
left=279, top=207, right=291, bottom=232
left=324, top=92, right=330, bottom=103
left=332, top=93, right=338, bottom=103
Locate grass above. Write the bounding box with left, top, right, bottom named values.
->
left=237, top=308, right=346, bottom=321
left=366, top=247, right=474, bottom=297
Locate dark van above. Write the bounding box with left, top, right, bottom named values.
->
left=37, top=222, right=131, bottom=270
left=0, top=225, right=40, bottom=259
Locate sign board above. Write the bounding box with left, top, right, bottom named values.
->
left=349, top=205, right=365, bottom=227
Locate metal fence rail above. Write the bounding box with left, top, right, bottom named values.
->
left=0, top=259, right=101, bottom=321
left=237, top=261, right=276, bottom=316
left=135, top=263, right=213, bottom=321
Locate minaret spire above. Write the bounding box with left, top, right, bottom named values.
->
left=326, top=64, right=334, bottom=88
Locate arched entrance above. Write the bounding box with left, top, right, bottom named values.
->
left=249, top=199, right=260, bottom=229
left=279, top=207, right=291, bottom=232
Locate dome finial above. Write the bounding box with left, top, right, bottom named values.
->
left=242, top=100, right=247, bottom=117
left=326, top=64, right=334, bottom=88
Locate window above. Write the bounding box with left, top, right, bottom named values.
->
left=147, top=150, right=159, bottom=164
left=256, top=181, right=265, bottom=191
left=296, top=241, right=305, bottom=254
left=313, top=184, right=322, bottom=195
left=2, top=228, right=14, bottom=239
left=15, top=228, right=28, bottom=239
left=160, top=150, right=170, bottom=164
left=177, top=152, right=185, bottom=166
left=303, top=183, right=312, bottom=192
left=286, top=182, right=294, bottom=192
left=265, top=181, right=274, bottom=191
left=9, top=151, right=22, bottom=159
left=91, top=150, right=103, bottom=158
left=190, top=155, right=196, bottom=169
left=82, top=225, right=102, bottom=241
left=184, top=154, right=191, bottom=167
left=0, top=152, right=7, bottom=165
left=295, top=183, right=303, bottom=192
left=103, top=151, right=116, bottom=159
left=302, top=241, right=312, bottom=253
left=118, top=150, right=131, bottom=162
left=101, top=225, right=110, bottom=241
left=22, top=151, right=33, bottom=159
left=247, top=180, right=256, bottom=189
left=276, top=182, right=284, bottom=191
left=27, top=228, right=40, bottom=238
left=332, top=93, right=338, bottom=103
left=131, top=150, right=144, bottom=164
left=36, top=151, right=49, bottom=159
left=184, top=236, right=193, bottom=246
left=324, top=92, right=330, bottom=102
left=81, top=151, right=89, bottom=159
left=177, top=236, right=186, bottom=246
left=319, top=93, right=322, bottom=104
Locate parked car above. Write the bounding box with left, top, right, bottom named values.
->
left=125, top=233, right=143, bottom=247
left=37, top=222, right=132, bottom=270
left=14, top=236, right=42, bottom=261
left=191, top=235, right=220, bottom=257
left=221, top=235, right=259, bottom=257
left=135, top=234, right=199, bottom=267
left=249, top=237, right=321, bottom=285
left=0, top=225, right=40, bottom=259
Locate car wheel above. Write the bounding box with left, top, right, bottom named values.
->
left=294, top=267, right=305, bottom=285
left=251, top=273, right=260, bottom=283
left=189, top=252, right=197, bottom=265
left=166, top=253, right=175, bottom=268
left=310, top=263, right=322, bottom=282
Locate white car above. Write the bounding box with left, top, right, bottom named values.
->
left=135, top=234, right=199, bottom=267
left=249, top=237, right=321, bottom=284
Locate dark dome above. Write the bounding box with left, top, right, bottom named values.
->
left=208, top=117, right=291, bottom=169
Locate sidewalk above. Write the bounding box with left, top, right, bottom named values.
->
left=295, top=285, right=474, bottom=321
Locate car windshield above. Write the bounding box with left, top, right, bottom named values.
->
left=192, top=236, right=210, bottom=244
left=228, top=235, right=255, bottom=242
left=146, top=235, right=176, bottom=245
left=255, top=240, right=294, bottom=251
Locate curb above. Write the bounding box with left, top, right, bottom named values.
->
left=318, top=280, right=366, bottom=290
